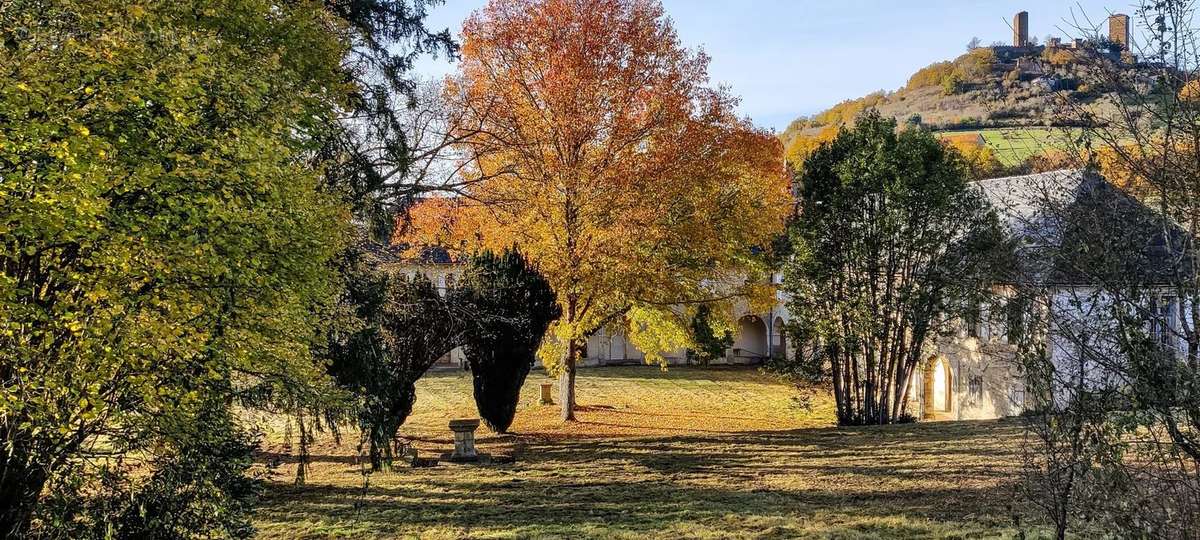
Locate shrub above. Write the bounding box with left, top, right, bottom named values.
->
left=956, top=47, right=996, bottom=79
left=942, top=70, right=966, bottom=95
left=36, top=407, right=261, bottom=539
left=1043, top=47, right=1076, bottom=66
left=810, top=92, right=888, bottom=127
left=455, top=248, right=560, bottom=433
left=1179, top=79, right=1200, bottom=102
left=687, top=304, right=734, bottom=365
left=907, top=61, right=956, bottom=89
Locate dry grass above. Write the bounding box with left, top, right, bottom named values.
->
left=252, top=366, right=1041, bottom=539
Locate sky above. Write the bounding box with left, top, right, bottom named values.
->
left=414, top=1, right=1130, bottom=132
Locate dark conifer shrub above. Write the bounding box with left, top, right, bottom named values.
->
left=455, top=248, right=560, bottom=433
left=328, top=253, right=461, bottom=469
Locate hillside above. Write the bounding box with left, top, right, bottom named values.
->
left=779, top=43, right=1139, bottom=166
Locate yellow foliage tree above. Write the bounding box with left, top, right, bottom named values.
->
left=1042, top=47, right=1076, bottom=66
left=907, top=61, right=956, bottom=89
left=1180, top=79, right=1200, bottom=103
left=942, top=135, right=1004, bottom=180
left=443, top=0, right=791, bottom=420
left=784, top=125, right=839, bottom=173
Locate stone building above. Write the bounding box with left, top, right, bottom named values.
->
left=1109, top=13, right=1130, bottom=50
left=582, top=295, right=790, bottom=367
left=374, top=169, right=1186, bottom=424
left=371, top=243, right=792, bottom=370
left=1013, top=11, right=1029, bottom=47
left=909, top=170, right=1192, bottom=421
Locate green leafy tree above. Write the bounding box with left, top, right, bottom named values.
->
left=455, top=248, right=560, bottom=433
left=0, top=0, right=351, bottom=535
left=780, top=111, right=1009, bottom=426
left=942, top=70, right=966, bottom=95
left=687, top=304, right=734, bottom=365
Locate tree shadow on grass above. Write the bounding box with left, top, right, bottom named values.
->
left=258, top=477, right=1020, bottom=539
left=556, top=364, right=773, bottom=382
left=256, top=419, right=1030, bottom=538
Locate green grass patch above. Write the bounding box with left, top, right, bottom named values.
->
left=941, top=127, right=1078, bottom=167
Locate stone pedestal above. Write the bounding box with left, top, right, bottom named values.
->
left=540, top=383, right=554, bottom=405
left=448, top=419, right=480, bottom=462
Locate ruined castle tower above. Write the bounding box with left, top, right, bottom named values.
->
left=1013, top=11, right=1029, bottom=47
left=1109, top=13, right=1130, bottom=49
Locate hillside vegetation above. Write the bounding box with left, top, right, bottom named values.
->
left=780, top=43, right=1136, bottom=172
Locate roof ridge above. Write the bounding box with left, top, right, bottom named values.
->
left=971, top=168, right=1085, bottom=186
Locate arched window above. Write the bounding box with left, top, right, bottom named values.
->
left=733, top=315, right=768, bottom=359
left=772, top=316, right=786, bottom=359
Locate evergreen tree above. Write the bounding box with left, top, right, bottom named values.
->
left=455, top=249, right=560, bottom=433
left=687, top=305, right=734, bottom=366
left=328, top=254, right=461, bottom=469
left=317, top=0, right=459, bottom=237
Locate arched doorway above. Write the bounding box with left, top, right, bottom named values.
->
left=732, top=315, right=768, bottom=361
left=924, top=357, right=952, bottom=414
left=772, top=316, right=786, bottom=359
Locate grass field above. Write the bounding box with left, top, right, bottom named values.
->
left=940, top=127, right=1076, bottom=167
left=253, top=366, right=1039, bottom=539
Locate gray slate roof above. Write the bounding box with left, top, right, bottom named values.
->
left=976, top=169, right=1193, bottom=285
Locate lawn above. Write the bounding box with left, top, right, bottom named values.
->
left=940, top=127, right=1077, bottom=167
left=253, top=366, right=1037, bottom=539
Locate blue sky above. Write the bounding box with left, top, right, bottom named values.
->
left=414, top=1, right=1128, bottom=132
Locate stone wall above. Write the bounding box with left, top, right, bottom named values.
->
left=1109, top=14, right=1130, bottom=50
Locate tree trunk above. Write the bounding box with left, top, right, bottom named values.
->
left=559, top=341, right=578, bottom=421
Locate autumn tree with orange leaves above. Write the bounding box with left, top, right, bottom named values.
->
left=431, top=0, right=790, bottom=421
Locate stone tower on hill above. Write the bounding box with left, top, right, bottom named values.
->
left=1109, top=13, right=1130, bottom=50
left=1013, top=11, right=1029, bottom=47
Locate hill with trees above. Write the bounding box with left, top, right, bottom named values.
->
left=779, top=39, right=1146, bottom=172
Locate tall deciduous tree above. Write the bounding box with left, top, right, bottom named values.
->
left=0, top=0, right=350, bottom=535
left=444, top=0, right=791, bottom=421
left=782, top=111, right=1009, bottom=426
left=1008, top=2, right=1200, bottom=535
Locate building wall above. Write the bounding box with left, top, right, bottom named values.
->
left=914, top=290, right=1028, bottom=421
left=915, top=285, right=1193, bottom=421
left=578, top=308, right=784, bottom=367
left=1013, top=11, right=1029, bottom=47
left=1109, top=14, right=1130, bottom=50
left=918, top=337, right=1025, bottom=420
left=396, top=264, right=791, bottom=369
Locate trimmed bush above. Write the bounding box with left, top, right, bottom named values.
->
left=455, top=248, right=560, bottom=433
left=328, top=253, right=461, bottom=469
